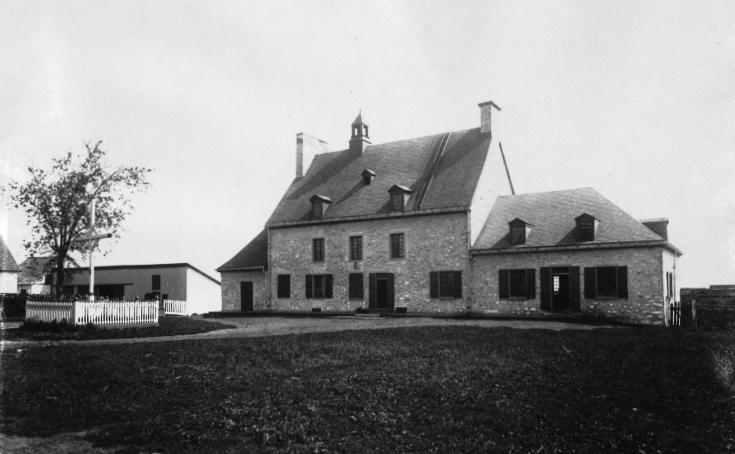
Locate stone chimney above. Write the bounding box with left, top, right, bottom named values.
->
left=478, top=100, right=501, bottom=135
left=349, top=111, right=371, bottom=154
left=296, top=132, right=329, bottom=178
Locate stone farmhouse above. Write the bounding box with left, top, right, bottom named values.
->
left=218, top=101, right=681, bottom=324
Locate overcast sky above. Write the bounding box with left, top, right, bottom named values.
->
left=1, top=0, right=734, bottom=289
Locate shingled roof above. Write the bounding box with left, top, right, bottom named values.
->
left=472, top=187, right=681, bottom=254
left=0, top=235, right=19, bottom=272
left=217, top=229, right=268, bottom=272
left=266, top=127, right=492, bottom=226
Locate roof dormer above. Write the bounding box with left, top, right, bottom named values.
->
left=575, top=213, right=598, bottom=242
left=388, top=184, right=413, bottom=211
left=309, top=194, right=332, bottom=219
left=508, top=218, right=533, bottom=245
left=361, top=168, right=376, bottom=185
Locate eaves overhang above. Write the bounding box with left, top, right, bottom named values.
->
left=471, top=240, right=683, bottom=257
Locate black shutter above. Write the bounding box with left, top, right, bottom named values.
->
left=498, top=269, right=509, bottom=299
left=616, top=266, right=628, bottom=299
left=349, top=273, right=363, bottom=299
left=305, top=275, right=312, bottom=299
left=325, top=274, right=333, bottom=298
left=569, top=266, right=580, bottom=310
left=453, top=271, right=462, bottom=299
left=540, top=267, right=551, bottom=310
left=526, top=269, right=536, bottom=299
left=369, top=274, right=376, bottom=308
left=430, top=272, right=439, bottom=298
left=387, top=273, right=395, bottom=308
left=584, top=268, right=596, bottom=299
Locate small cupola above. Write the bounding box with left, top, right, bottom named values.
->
left=309, top=194, right=332, bottom=219
left=575, top=213, right=599, bottom=242
left=349, top=111, right=371, bottom=155
left=361, top=168, right=376, bottom=185
left=508, top=218, right=533, bottom=245
left=388, top=184, right=413, bottom=211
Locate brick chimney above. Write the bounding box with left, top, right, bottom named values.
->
left=296, top=132, right=329, bottom=178
left=478, top=100, right=501, bottom=135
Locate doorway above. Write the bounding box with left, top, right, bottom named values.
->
left=551, top=271, right=570, bottom=311
left=369, top=273, right=394, bottom=310
left=240, top=281, right=253, bottom=311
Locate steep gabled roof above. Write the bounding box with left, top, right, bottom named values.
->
left=217, top=229, right=268, bottom=272
left=0, top=235, right=19, bottom=272
left=266, top=128, right=492, bottom=226
left=472, top=187, right=681, bottom=254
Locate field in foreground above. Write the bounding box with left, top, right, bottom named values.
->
left=2, top=326, right=734, bottom=453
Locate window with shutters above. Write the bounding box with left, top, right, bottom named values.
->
left=312, top=238, right=325, bottom=262
left=498, top=269, right=536, bottom=299
left=349, top=236, right=363, bottom=261
left=305, top=274, right=333, bottom=299
left=277, top=274, right=290, bottom=298
left=429, top=271, right=462, bottom=299
left=349, top=273, right=364, bottom=299
left=584, top=266, right=628, bottom=299
left=390, top=233, right=405, bottom=258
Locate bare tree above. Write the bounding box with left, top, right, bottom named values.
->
left=5, top=141, right=152, bottom=297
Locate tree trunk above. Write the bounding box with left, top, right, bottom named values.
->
left=55, top=252, right=66, bottom=299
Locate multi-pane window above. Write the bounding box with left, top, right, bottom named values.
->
left=349, top=236, right=363, bottom=261
left=277, top=274, right=290, bottom=298
left=430, top=271, right=462, bottom=299
left=349, top=273, right=364, bottom=299
left=498, top=269, right=536, bottom=299
left=390, top=233, right=405, bottom=258
left=312, top=238, right=325, bottom=262
left=584, top=266, right=628, bottom=299
left=305, top=274, right=333, bottom=299
left=152, top=274, right=161, bottom=291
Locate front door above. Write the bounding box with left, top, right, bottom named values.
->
left=240, top=281, right=253, bottom=312
left=369, top=273, right=394, bottom=310
left=540, top=266, right=580, bottom=312
left=551, top=272, right=570, bottom=311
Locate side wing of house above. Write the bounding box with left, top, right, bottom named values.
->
left=470, top=188, right=682, bottom=324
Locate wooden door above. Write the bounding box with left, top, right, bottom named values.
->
left=369, top=273, right=394, bottom=310
left=240, top=281, right=253, bottom=312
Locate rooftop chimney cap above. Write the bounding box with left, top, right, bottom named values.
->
left=478, top=100, right=502, bottom=111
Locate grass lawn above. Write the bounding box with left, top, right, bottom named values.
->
left=2, top=315, right=234, bottom=341
left=2, top=326, right=734, bottom=453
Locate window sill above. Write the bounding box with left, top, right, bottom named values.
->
left=587, top=297, right=626, bottom=301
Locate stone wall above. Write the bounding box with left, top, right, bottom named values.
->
left=471, top=246, right=666, bottom=324
left=220, top=270, right=268, bottom=311
left=269, top=212, right=470, bottom=312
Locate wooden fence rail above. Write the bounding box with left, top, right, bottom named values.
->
left=162, top=299, right=188, bottom=316
left=25, top=300, right=159, bottom=327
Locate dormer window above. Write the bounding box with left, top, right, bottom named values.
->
left=361, top=169, right=376, bottom=185
left=575, top=213, right=598, bottom=242
left=508, top=218, right=533, bottom=245
left=388, top=184, right=413, bottom=211
left=309, top=194, right=332, bottom=219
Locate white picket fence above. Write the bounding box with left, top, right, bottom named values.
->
left=162, top=299, right=188, bottom=315
left=26, top=300, right=159, bottom=327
